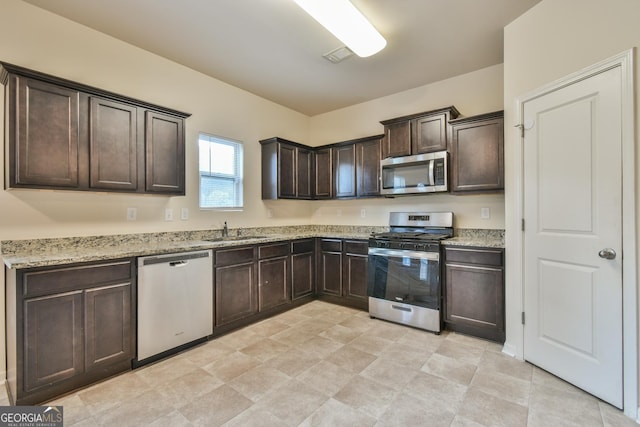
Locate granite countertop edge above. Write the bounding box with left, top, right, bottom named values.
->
left=2, top=227, right=505, bottom=269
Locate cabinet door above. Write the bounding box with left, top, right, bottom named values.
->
left=215, top=262, right=257, bottom=327
left=10, top=76, right=80, bottom=188
left=89, top=97, right=138, bottom=191
left=291, top=252, right=314, bottom=300
left=314, top=148, right=333, bottom=199
left=258, top=256, right=290, bottom=311
left=381, top=120, right=411, bottom=158
left=412, top=114, right=447, bottom=153
left=318, top=251, right=342, bottom=296
left=445, top=263, right=504, bottom=342
left=343, top=240, right=369, bottom=308
left=24, top=291, right=84, bottom=392
left=145, top=111, right=185, bottom=194
left=278, top=143, right=297, bottom=198
left=333, top=144, right=356, bottom=198
left=296, top=147, right=313, bottom=199
left=84, top=283, right=133, bottom=371
left=344, top=253, right=368, bottom=301
left=450, top=114, right=504, bottom=193
left=356, top=138, right=381, bottom=197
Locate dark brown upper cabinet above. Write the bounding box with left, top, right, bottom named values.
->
left=333, top=144, right=357, bottom=198
left=380, top=106, right=460, bottom=158
left=5, top=76, right=81, bottom=189
left=449, top=111, right=504, bottom=193
left=261, top=135, right=382, bottom=200
left=356, top=136, right=382, bottom=197
left=260, top=137, right=313, bottom=200
left=313, top=147, right=333, bottom=199
left=1, top=62, right=190, bottom=195
left=145, top=111, right=185, bottom=194
left=89, top=97, right=139, bottom=191
left=333, top=135, right=383, bottom=199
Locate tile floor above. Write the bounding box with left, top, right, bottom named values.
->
left=35, top=300, right=637, bottom=426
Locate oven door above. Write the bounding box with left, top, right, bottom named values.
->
left=367, top=247, right=440, bottom=309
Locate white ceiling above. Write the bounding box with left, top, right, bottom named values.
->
left=23, top=0, right=541, bottom=116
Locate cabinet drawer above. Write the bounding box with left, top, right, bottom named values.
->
left=344, top=240, right=368, bottom=255
left=258, top=243, right=289, bottom=259
left=291, top=239, right=314, bottom=254
left=215, top=246, right=255, bottom=266
left=23, top=260, right=133, bottom=297
left=320, top=239, right=342, bottom=252
left=444, top=247, right=503, bottom=267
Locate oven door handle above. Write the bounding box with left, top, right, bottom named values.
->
left=368, top=247, right=439, bottom=261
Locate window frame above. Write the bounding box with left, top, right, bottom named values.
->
left=198, top=133, right=244, bottom=210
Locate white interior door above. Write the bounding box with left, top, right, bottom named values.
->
left=522, top=65, right=623, bottom=408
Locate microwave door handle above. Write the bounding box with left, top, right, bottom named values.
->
left=428, top=159, right=435, bottom=186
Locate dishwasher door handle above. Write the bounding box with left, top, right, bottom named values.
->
left=169, top=260, right=187, bottom=267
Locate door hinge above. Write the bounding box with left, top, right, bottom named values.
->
left=521, top=311, right=525, bottom=325
left=521, top=218, right=525, bottom=231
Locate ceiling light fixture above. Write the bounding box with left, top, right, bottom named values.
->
left=293, top=0, right=387, bottom=58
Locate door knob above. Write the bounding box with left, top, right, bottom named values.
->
left=599, top=248, right=617, bottom=260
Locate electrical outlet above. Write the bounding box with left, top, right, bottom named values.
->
left=181, top=207, right=189, bottom=220
left=360, top=208, right=366, bottom=218
left=165, top=208, right=173, bottom=221
left=267, top=209, right=273, bottom=218
left=337, top=209, right=342, bottom=217
left=126, top=207, right=137, bottom=221
left=481, top=207, right=490, bottom=219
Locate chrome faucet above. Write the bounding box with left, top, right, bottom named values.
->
left=222, top=221, right=228, bottom=237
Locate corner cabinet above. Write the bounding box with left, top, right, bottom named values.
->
left=449, top=111, right=504, bottom=193
left=260, top=137, right=313, bottom=200
left=316, top=238, right=369, bottom=310
left=443, top=246, right=505, bottom=342
left=1, top=62, right=189, bottom=195
left=5, top=259, right=135, bottom=405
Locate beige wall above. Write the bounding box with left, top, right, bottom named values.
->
left=503, top=0, right=640, bottom=414
left=0, top=0, right=312, bottom=242
left=309, top=64, right=506, bottom=229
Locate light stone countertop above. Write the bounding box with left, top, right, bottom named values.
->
left=2, top=226, right=504, bottom=269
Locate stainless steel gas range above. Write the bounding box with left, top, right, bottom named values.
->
left=367, top=212, right=453, bottom=333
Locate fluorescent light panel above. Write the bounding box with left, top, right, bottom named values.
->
left=293, top=0, right=386, bottom=58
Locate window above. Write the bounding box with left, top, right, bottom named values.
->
left=199, top=133, right=243, bottom=209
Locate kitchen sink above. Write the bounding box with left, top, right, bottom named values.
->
left=206, top=235, right=268, bottom=242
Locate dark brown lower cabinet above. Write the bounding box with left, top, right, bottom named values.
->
left=6, top=259, right=135, bottom=405
left=317, top=239, right=343, bottom=296
left=343, top=240, right=369, bottom=309
left=317, top=238, right=368, bottom=310
left=291, top=239, right=315, bottom=300
left=444, top=246, right=505, bottom=342
left=214, top=246, right=257, bottom=329
left=258, top=243, right=290, bottom=311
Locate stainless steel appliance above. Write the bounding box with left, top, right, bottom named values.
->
left=380, top=151, right=448, bottom=196
left=367, top=212, right=453, bottom=333
left=136, top=250, right=213, bottom=365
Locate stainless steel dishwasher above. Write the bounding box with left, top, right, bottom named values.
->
left=136, top=250, right=213, bottom=364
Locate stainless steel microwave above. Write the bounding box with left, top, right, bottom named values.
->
left=380, top=151, right=448, bottom=196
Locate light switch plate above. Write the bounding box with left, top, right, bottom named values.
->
left=165, top=208, right=173, bottom=221
left=181, top=207, right=189, bottom=220
left=127, top=207, right=137, bottom=221
left=481, top=207, right=490, bottom=219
